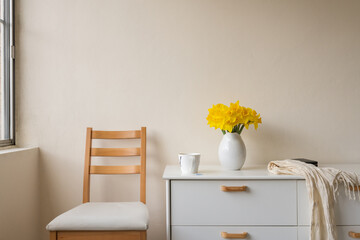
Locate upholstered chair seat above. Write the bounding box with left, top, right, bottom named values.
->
left=47, top=202, right=149, bottom=231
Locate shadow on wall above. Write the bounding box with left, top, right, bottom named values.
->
left=248, top=123, right=322, bottom=164
left=144, top=129, right=168, bottom=240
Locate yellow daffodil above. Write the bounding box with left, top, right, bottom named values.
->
left=207, top=101, right=262, bottom=134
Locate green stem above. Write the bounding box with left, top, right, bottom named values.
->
left=238, top=124, right=245, bottom=135
left=221, top=130, right=226, bottom=135
left=232, top=125, right=238, bottom=133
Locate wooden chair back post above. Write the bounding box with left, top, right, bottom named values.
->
left=82, top=127, right=147, bottom=204
left=140, top=127, right=146, bottom=204
left=83, top=127, right=92, bottom=203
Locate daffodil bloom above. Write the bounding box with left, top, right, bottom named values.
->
left=207, top=101, right=262, bottom=134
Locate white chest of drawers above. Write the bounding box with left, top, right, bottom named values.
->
left=163, top=164, right=360, bottom=240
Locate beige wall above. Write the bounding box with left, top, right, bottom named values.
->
left=0, top=148, right=39, bottom=240
left=15, top=0, right=360, bottom=239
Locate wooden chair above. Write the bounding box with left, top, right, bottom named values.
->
left=46, top=127, right=147, bottom=240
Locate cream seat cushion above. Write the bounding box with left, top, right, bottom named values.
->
left=46, top=202, right=149, bottom=231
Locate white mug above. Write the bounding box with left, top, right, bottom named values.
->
left=178, top=153, right=200, bottom=175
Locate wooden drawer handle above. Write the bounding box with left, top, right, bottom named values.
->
left=350, top=185, right=360, bottom=191
left=349, top=231, right=360, bottom=238
left=221, top=232, right=248, bottom=239
left=221, top=185, right=247, bottom=192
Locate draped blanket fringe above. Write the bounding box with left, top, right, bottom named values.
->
left=268, top=160, right=360, bottom=240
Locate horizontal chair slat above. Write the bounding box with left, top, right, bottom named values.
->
left=90, top=165, right=141, bottom=174
left=92, top=130, right=141, bottom=139
left=91, top=148, right=140, bottom=157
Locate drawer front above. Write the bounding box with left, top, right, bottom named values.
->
left=298, top=226, right=360, bottom=240
left=298, top=181, right=360, bottom=225
left=172, top=226, right=297, bottom=240
left=171, top=180, right=297, bottom=225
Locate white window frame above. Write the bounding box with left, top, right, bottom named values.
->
left=0, top=0, right=14, bottom=147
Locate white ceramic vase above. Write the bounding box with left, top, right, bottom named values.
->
left=218, top=132, right=246, bottom=170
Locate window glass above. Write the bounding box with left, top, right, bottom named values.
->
left=0, top=0, right=14, bottom=146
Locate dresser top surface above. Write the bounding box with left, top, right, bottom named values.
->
left=162, top=164, right=360, bottom=180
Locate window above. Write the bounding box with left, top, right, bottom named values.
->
left=0, top=0, right=14, bottom=146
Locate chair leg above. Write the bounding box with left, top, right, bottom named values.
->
left=140, top=231, right=147, bottom=240
left=50, top=231, right=57, bottom=240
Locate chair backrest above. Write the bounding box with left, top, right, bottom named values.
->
left=82, top=127, right=146, bottom=204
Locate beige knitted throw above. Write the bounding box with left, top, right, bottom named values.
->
left=268, top=160, right=360, bottom=240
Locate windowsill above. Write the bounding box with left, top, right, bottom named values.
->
left=0, top=145, right=17, bottom=151
left=0, top=146, right=38, bottom=155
